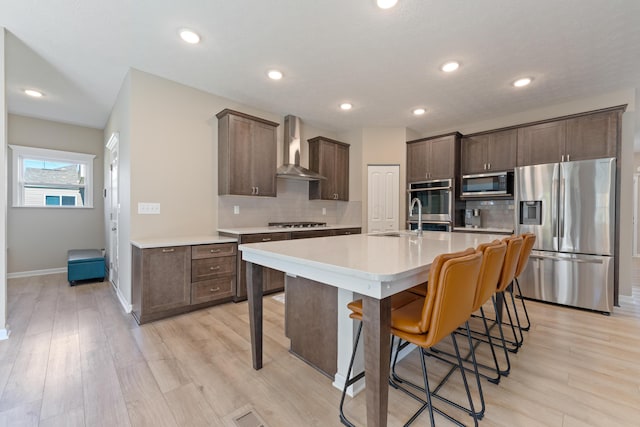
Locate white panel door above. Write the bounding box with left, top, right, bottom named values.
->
left=367, top=165, right=400, bottom=233
left=107, top=133, right=120, bottom=289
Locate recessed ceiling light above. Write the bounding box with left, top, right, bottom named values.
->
left=340, top=103, right=353, bottom=110
left=377, top=0, right=398, bottom=9
left=441, top=61, right=460, bottom=72
left=179, top=29, right=200, bottom=44
left=513, top=77, right=532, bottom=87
left=24, top=89, right=43, bottom=98
left=413, top=108, right=426, bottom=116
left=267, top=70, right=283, bottom=80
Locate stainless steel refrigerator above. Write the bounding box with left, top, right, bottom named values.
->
left=515, top=158, right=615, bottom=313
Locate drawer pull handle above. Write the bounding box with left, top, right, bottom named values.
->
left=210, top=249, right=221, bottom=253
left=209, top=266, right=221, bottom=271
left=162, top=248, right=175, bottom=253
left=209, top=287, right=220, bottom=292
left=344, top=232, right=351, bottom=235
left=261, top=238, right=272, bottom=242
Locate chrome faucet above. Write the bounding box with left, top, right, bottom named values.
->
left=410, top=197, right=423, bottom=236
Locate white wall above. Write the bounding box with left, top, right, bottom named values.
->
left=6, top=115, right=105, bottom=274
left=0, top=27, right=8, bottom=338
left=104, top=71, right=132, bottom=307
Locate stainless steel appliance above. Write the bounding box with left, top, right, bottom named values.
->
left=407, top=179, right=453, bottom=231
left=464, top=208, right=482, bottom=228
left=515, top=158, right=616, bottom=313
left=461, top=171, right=513, bottom=198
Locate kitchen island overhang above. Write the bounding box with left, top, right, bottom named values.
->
left=239, top=231, right=506, bottom=427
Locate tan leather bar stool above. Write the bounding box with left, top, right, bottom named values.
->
left=493, top=236, right=524, bottom=353
left=511, top=233, right=536, bottom=332
left=417, top=240, right=507, bottom=420
left=339, top=250, right=483, bottom=427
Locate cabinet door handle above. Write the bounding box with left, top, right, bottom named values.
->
left=209, top=287, right=221, bottom=292
left=209, top=266, right=221, bottom=271
left=261, top=238, right=272, bottom=242
left=162, top=248, right=175, bottom=253
left=487, top=163, right=491, bottom=170
left=561, top=154, right=565, bottom=162
left=567, top=154, right=570, bottom=161
left=344, top=232, right=351, bottom=235
left=210, top=249, right=221, bottom=253
left=255, top=187, right=259, bottom=195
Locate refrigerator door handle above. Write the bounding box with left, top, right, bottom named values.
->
left=551, top=177, right=558, bottom=239
left=531, top=253, right=604, bottom=264
left=559, top=177, right=565, bottom=239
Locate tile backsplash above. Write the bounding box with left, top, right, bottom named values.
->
left=464, top=199, right=515, bottom=230
left=218, top=179, right=361, bottom=228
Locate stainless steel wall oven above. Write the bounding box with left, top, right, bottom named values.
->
left=407, top=179, right=453, bottom=230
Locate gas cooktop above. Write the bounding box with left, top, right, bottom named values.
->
left=268, top=221, right=327, bottom=228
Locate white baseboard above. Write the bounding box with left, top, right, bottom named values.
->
left=7, top=267, right=66, bottom=279
left=0, top=328, right=10, bottom=341
left=111, top=281, right=132, bottom=313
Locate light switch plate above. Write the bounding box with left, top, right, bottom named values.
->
left=322, top=208, right=326, bottom=215
left=138, top=202, right=161, bottom=214
left=234, top=205, right=240, bottom=215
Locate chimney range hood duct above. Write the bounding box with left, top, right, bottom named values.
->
left=276, top=115, right=326, bottom=181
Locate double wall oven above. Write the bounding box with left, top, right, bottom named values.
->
left=407, top=179, right=453, bottom=231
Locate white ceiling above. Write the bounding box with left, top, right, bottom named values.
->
left=2, top=0, right=640, bottom=134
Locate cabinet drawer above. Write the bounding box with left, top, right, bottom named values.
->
left=290, top=230, right=333, bottom=239
left=192, top=256, right=236, bottom=282
left=192, top=243, right=237, bottom=259
left=333, top=228, right=361, bottom=236
left=191, top=277, right=234, bottom=304
left=241, top=232, right=290, bottom=244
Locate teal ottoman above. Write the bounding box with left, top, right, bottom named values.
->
left=67, top=249, right=106, bottom=285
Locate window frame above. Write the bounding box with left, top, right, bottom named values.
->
left=10, top=145, right=96, bottom=208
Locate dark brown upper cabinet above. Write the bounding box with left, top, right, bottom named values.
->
left=461, top=129, right=517, bottom=174
left=217, top=109, right=279, bottom=197
left=308, top=137, right=350, bottom=201
left=517, top=108, right=621, bottom=166
left=406, top=133, right=460, bottom=182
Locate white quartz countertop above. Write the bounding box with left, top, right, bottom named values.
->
left=131, top=234, right=237, bottom=249
left=218, top=224, right=361, bottom=235
left=453, top=226, right=514, bottom=234
left=239, top=230, right=504, bottom=299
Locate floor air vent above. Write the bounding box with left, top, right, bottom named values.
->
left=230, top=407, right=268, bottom=427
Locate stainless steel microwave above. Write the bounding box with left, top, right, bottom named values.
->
left=461, top=171, right=513, bottom=198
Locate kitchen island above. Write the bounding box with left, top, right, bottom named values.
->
left=239, top=230, right=505, bottom=427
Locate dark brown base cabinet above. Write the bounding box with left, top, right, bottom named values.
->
left=223, top=227, right=362, bottom=301
left=132, top=243, right=237, bottom=324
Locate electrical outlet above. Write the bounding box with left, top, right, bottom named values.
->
left=138, top=202, right=161, bottom=214
left=234, top=205, right=240, bottom=215
left=322, top=208, right=326, bottom=216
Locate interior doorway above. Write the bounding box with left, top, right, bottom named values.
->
left=367, top=165, right=400, bottom=233
left=106, top=133, right=120, bottom=289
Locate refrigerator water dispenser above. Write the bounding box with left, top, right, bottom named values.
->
left=520, top=201, right=542, bottom=225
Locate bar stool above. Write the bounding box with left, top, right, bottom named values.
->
left=492, top=236, right=524, bottom=353
left=413, top=240, right=507, bottom=420
left=404, top=248, right=476, bottom=298
left=339, top=250, right=483, bottom=427
left=510, top=233, right=536, bottom=332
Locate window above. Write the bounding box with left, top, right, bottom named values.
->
left=10, top=145, right=96, bottom=208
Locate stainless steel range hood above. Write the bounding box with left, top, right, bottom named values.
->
left=276, top=115, right=326, bottom=181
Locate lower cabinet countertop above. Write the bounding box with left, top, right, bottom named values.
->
left=452, top=226, right=514, bottom=234
left=131, top=234, right=237, bottom=249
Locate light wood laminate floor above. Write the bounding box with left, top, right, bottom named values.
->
left=1, top=267, right=640, bottom=426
